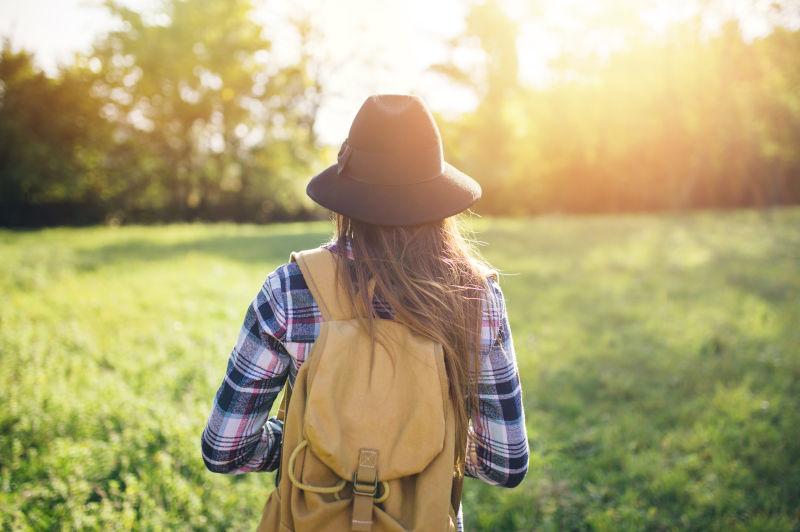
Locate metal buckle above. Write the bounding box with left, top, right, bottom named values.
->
left=351, top=473, right=378, bottom=497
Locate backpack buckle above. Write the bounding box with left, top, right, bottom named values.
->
left=352, top=474, right=378, bottom=497
left=351, top=448, right=379, bottom=531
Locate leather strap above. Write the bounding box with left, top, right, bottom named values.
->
left=450, top=410, right=469, bottom=514
left=351, top=448, right=379, bottom=531
left=276, top=380, right=292, bottom=423
left=450, top=474, right=464, bottom=517
left=274, top=379, right=294, bottom=487
left=291, top=248, right=352, bottom=321
left=291, top=247, right=377, bottom=322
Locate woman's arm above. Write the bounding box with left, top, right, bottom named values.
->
left=201, top=268, right=291, bottom=474
left=464, top=277, right=530, bottom=488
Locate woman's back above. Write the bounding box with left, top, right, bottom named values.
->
left=201, top=94, right=528, bottom=530
left=201, top=238, right=528, bottom=528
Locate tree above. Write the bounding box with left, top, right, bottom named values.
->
left=432, top=1, right=800, bottom=214
left=0, top=44, right=110, bottom=225
left=430, top=0, right=525, bottom=214
left=90, top=0, right=324, bottom=222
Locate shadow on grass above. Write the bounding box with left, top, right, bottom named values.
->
left=77, top=230, right=331, bottom=270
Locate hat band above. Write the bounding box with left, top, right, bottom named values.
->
left=337, top=140, right=444, bottom=185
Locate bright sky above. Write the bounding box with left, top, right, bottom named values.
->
left=1, top=0, right=795, bottom=143
left=0, top=0, right=475, bottom=143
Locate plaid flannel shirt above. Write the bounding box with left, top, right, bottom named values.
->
left=201, top=238, right=529, bottom=526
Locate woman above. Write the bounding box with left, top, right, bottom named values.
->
left=201, top=95, right=529, bottom=530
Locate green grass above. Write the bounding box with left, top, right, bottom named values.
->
left=1, top=210, right=799, bottom=530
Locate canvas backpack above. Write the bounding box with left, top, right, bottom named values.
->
left=257, top=247, right=465, bottom=531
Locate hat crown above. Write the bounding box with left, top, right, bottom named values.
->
left=305, top=93, right=481, bottom=226
left=347, top=95, right=443, bottom=155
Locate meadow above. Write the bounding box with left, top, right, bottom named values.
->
left=1, top=209, right=798, bottom=531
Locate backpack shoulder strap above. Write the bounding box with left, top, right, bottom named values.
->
left=290, top=246, right=352, bottom=321
left=450, top=417, right=468, bottom=513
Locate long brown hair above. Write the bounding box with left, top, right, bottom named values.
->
left=332, top=212, right=497, bottom=474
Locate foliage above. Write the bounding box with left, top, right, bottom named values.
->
left=0, top=0, right=324, bottom=226
left=436, top=3, right=800, bottom=215
left=1, top=210, right=798, bottom=530
left=3, top=1, right=800, bottom=226
left=0, top=46, right=111, bottom=225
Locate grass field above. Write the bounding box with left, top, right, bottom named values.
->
left=1, top=209, right=799, bottom=531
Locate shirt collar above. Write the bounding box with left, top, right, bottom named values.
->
left=330, top=235, right=355, bottom=261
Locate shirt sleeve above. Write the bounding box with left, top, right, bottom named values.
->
left=464, top=276, right=530, bottom=487
left=201, top=266, right=292, bottom=474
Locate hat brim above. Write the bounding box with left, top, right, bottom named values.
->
left=306, top=162, right=481, bottom=226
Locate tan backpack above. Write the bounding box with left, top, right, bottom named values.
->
left=258, top=247, right=465, bottom=531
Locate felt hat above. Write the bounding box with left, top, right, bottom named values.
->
left=306, top=94, right=481, bottom=226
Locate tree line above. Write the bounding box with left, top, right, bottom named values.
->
left=1, top=0, right=799, bottom=226
left=1, top=0, right=325, bottom=226
left=436, top=1, right=800, bottom=215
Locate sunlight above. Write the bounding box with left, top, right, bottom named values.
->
left=4, top=0, right=795, bottom=143
left=1, top=1, right=799, bottom=526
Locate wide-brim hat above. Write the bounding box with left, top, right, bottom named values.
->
left=306, top=94, right=481, bottom=226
